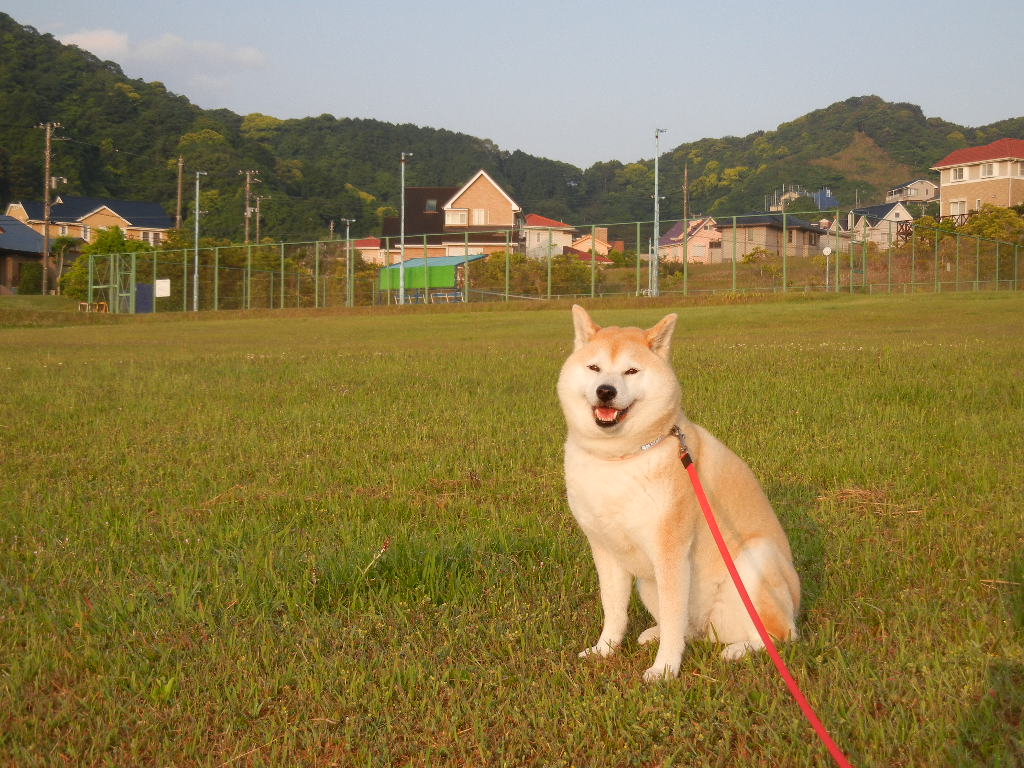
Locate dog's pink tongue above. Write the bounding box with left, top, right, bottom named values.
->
left=595, top=407, right=619, bottom=421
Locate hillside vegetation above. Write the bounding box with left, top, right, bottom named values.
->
left=2, top=12, right=1023, bottom=242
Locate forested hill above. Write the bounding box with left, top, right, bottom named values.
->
left=2, top=11, right=1023, bottom=242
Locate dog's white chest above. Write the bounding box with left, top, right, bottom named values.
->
left=564, top=448, right=675, bottom=577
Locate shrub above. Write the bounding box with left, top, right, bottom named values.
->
left=18, top=262, right=42, bottom=294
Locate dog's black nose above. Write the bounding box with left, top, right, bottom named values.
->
left=596, top=384, right=617, bottom=403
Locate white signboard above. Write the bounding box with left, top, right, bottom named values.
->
left=154, top=278, right=171, bottom=298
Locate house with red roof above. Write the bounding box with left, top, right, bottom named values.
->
left=931, top=138, right=1024, bottom=221
left=523, top=213, right=574, bottom=258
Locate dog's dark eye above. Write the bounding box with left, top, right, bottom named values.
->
left=587, top=364, right=600, bottom=372
left=624, top=368, right=639, bottom=375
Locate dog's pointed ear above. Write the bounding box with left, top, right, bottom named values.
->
left=571, top=304, right=600, bottom=350
left=645, top=313, right=677, bottom=359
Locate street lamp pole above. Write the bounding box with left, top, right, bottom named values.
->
left=399, top=152, right=413, bottom=304
left=341, top=217, right=356, bottom=307
left=652, top=128, right=667, bottom=297
left=193, top=170, right=207, bottom=312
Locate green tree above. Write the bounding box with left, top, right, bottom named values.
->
left=61, top=227, right=151, bottom=300
left=958, top=204, right=1024, bottom=243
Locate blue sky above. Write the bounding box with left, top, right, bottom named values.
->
left=7, top=0, right=1022, bottom=168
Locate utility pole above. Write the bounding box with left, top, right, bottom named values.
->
left=254, top=195, right=271, bottom=243
left=194, top=171, right=207, bottom=312
left=239, top=169, right=261, bottom=244
left=682, top=161, right=689, bottom=223
left=37, top=121, right=62, bottom=295
left=175, top=155, right=184, bottom=229
left=651, top=128, right=667, bottom=297
left=329, top=220, right=335, bottom=240
left=340, top=218, right=356, bottom=307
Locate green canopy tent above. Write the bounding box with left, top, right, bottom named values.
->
left=378, top=253, right=489, bottom=301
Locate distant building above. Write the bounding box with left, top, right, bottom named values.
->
left=931, top=138, right=1024, bottom=220
left=5, top=195, right=173, bottom=245
left=0, top=214, right=45, bottom=294
left=523, top=213, right=574, bottom=258
left=885, top=179, right=938, bottom=206
left=658, top=217, right=723, bottom=264
left=366, top=169, right=522, bottom=263
left=717, top=214, right=826, bottom=260
left=846, top=202, right=914, bottom=247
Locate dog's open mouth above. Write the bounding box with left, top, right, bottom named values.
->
left=593, top=405, right=629, bottom=428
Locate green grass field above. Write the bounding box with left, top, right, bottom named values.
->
left=2, top=293, right=1022, bottom=766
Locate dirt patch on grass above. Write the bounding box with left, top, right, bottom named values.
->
left=811, top=131, right=915, bottom=190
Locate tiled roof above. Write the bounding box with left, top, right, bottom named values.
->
left=14, top=195, right=173, bottom=229
left=933, top=138, right=1024, bottom=168
left=850, top=203, right=904, bottom=225
left=380, top=187, right=458, bottom=239
left=524, top=213, right=573, bottom=229
left=729, top=213, right=826, bottom=233
left=0, top=215, right=45, bottom=254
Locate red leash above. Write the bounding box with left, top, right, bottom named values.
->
left=672, top=427, right=853, bottom=768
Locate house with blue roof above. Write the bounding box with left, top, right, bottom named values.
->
left=5, top=195, right=173, bottom=246
left=0, top=215, right=45, bottom=294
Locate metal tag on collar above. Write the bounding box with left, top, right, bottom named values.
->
left=669, top=425, right=693, bottom=467
left=639, top=434, right=666, bottom=452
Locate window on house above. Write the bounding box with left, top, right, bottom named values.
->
left=82, top=225, right=91, bottom=241
left=951, top=201, right=966, bottom=215
left=745, top=229, right=753, bottom=242
left=981, top=163, right=996, bottom=178
left=446, top=210, right=467, bottom=226
left=425, top=199, right=437, bottom=213
left=809, top=233, right=819, bottom=247
left=951, top=167, right=965, bottom=181
left=1018, top=161, right=1024, bottom=176
left=786, top=229, right=793, bottom=244
left=59, top=225, right=68, bottom=236
left=976, top=199, right=982, bottom=211
left=472, top=209, right=487, bottom=226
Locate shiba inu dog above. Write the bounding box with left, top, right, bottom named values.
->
left=557, top=305, right=800, bottom=681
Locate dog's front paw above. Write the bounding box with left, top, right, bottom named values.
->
left=720, top=640, right=764, bottom=661
left=642, top=660, right=679, bottom=682
left=637, top=625, right=660, bottom=645
left=578, top=640, right=618, bottom=658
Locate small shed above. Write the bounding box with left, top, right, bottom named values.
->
left=378, top=254, right=489, bottom=291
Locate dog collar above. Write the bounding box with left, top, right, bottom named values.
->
left=603, top=428, right=679, bottom=461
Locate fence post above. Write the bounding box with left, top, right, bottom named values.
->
left=1015, top=244, right=1020, bottom=290
left=995, top=242, right=1000, bottom=290
left=152, top=251, right=158, bottom=313
left=504, top=230, right=510, bottom=301
left=590, top=224, right=596, bottom=298
left=547, top=228, right=553, bottom=300
left=975, top=237, right=980, bottom=291
left=887, top=220, right=892, bottom=293
left=635, top=222, right=641, bottom=296
left=87, top=253, right=94, bottom=306
left=933, top=230, right=939, bottom=293
left=130, top=253, right=137, bottom=314
left=731, top=215, right=737, bottom=292
left=183, top=250, right=188, bottom=311
left=683, top=217, right=689, bottom=297
left=955, top=233, right=960, bottom=291
left=315, top=240, right=321, bottom=309
left=424, top=234, right=431, bottom=304
left=279, top=242, right=285, bottom=309
left=463, top=231, right=469, bottom=303
left=213, top=246, right=220, bottom=311
left=781, top=209, right=788, bottom=293
left=245, top=245, right=252, bottom=309
left=911, top=222, right=916, bottom=291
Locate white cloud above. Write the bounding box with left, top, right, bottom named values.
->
left=58, top=27, right=267, bottom=107
left=60, top=28, right=130, bottom=59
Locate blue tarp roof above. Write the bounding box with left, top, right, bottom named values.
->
left=0, top=215, right=45, bottom=254
left=379, top=253, right=489, bottom=270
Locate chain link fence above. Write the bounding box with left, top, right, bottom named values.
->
left=84, top=212, right=1022, bottom=313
